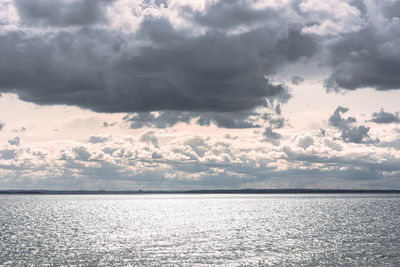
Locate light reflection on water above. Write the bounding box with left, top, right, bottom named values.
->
left=0, top=194, right=399, bottom=266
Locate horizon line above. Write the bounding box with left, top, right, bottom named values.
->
left=1, top=189, right=400, bottom=195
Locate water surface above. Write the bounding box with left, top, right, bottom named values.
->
left=1, top=194, right=399, bottom=266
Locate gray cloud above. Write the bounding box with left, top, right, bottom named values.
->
left=266, top=116, right=285, bottom=129
left=0, top=1, right=316, bottom=119
left=0, top=149, right=16, bottom=160
left=140, top=131, right=158, bottom=147
left=0, top=26, right=291, bottom=113
left=382, top=0, right=400, bottom=19
left=15, top=0, right=113, bottom=27
left=89, top=134, right=110, bottom=144
left=348, top=0, right=368, bottom=16
left=263, top=127, right=281, bottom=145
left=295, top=135, right=315, bottom=149
left=124, top=112, right=193, bottom=129
left=329, top=106, right=377, bottom=144
left=195, top=110, right=262, bottom=129
left=370, top=109, right=400, bottom=124
left=323, top=3, right=400, bottom=92
left=340, top=125, right=371, bottom=144
left=188, top=0, right=280, bottom=30
left=329, top=106, right=356, bottom=129
left=291, top=75, right=304, bottom=85
left=0, top=122, right=4, bottom=131
left=73, top=146, right=91, bottom=161
left=8, top=136, right=20, bottom=146
left=103, top=121, right=117, bottom=127
left=123, top=108, right=287, bottom=129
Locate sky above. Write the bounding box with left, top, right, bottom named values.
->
left=0, top=0, right=400, bottom=190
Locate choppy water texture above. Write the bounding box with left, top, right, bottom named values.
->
left=1, top=194, right=400, bottom=266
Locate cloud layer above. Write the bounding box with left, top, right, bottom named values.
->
left=0, top=0, right=315, bottom=117
left=1, top=120, right=399, bottom=190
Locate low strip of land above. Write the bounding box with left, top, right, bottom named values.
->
left=0, top=189, right=399, bottom=194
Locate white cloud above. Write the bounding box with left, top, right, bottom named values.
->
left=299, top=0, right=364, bottom=35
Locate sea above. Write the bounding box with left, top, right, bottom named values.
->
left=0, top=194, right=399, bottom=266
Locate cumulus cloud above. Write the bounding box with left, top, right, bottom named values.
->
left=329, top=106, right=377, bottom=143
left=0, top=122, right=4, bottom=131
left=73, top=146, right=91, bottom=161
left=370, top=109, right=400, bottom=124
left=294, top=134, right=315, bottom=149
left=323, top=1, right=400, bottom=91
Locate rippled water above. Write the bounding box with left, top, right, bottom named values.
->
left=0, top=194, right=399, bottom=266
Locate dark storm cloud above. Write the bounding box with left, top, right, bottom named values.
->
left=329, top=106, right=377, bottom=144
left=14, top=0, right=113, bottom=27
left=0, top=10, right=313, bottom=116
left=370, top=109, right=400, bottom=124
left=323, top=4, right=400, bottom=92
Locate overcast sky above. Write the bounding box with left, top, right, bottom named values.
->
left=1, top=0, right=400, bottom=190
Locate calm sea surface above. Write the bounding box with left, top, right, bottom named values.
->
left=0, top=194, right=399, bottom=266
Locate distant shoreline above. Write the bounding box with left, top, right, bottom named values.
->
left=0, top=189, right=400, bottom=195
